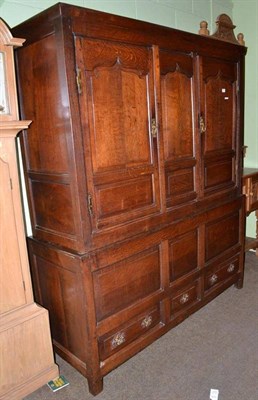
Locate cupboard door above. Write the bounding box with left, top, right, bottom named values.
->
left=200, top=57, right=238, bottom=195
left=160, top=50, right=198, bottom=208
left=75, top=38, right=160, bottom=231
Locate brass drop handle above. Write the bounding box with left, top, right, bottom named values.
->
left=179, top=293, right=190, bottom=304
left=199, top=114, right=206, bottom=134
left=209, top=274, right=218, bottom=286
left=141, top=315, right=152, bottom=329
left=111, top=332, right=125, bottom=349
left=227, top=263, right=235, bottom=273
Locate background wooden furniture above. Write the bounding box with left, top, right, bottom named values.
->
left=242, top=168, right=258, bottom=255
left=13, top=4, right=247, bottom=395
left=0, top=18, right=58, bottom=400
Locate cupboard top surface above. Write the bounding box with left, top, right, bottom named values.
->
left=12, top=2, right=246, bottom=59
left=243, top=168, right=258, bottom=178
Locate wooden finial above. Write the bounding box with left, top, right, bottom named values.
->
left=199, top=20, right=209, bottom=36
left=237, top=32, right=245, bottom=46
left=242, top=145, right=248, bottom=158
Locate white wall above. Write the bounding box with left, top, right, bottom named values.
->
left=233, top=0, right=258, bottom=238
left=1, top=0, right=233, bottom=31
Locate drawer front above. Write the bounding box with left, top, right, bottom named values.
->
left=170, top=280, right=200, bottom=317
left=99, top=306, right=160, bottom=360
left=204, top=257, right=239, bottom=292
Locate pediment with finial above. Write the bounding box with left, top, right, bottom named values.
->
left=210, top=14, right=239, bottom=45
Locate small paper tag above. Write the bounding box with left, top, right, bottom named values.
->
left=210, top=388, right=219, bottom=400
left=47, top=375, right=69, bottom=392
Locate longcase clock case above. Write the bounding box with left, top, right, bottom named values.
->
left=12, top=3, right=247, bottom=395
left=0, top=18, right=58, bottom=400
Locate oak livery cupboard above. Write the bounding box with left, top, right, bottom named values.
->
left=12, top=3, right=247, bottom=395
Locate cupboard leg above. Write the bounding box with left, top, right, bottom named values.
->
left=235, top=276, right=244, bottom=289
left=88, top=377, right=103, bottom=396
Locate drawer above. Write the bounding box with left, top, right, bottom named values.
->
left=204, top=257, right=239, bottom=292
left=170, top=280, right=200, bottom=317
left=98, top=305, right=160, bottom=360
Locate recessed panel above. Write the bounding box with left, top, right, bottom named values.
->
left=35, top=255, right=85, bottom=360
left=97, top=176, right=154, bottom=218
left=161, top=71, right=194, bottom=160
left=31, top=180, right=75, bottom=235
left=166, top=167, right=196, bottom=206
left=169, top=230, right=198, bottom=282
left=204, top=159, right=233, bottom=189
left=88, top=68, right=151, bottom=172
left=18, top=35, right=70, bottom=173
left=204, top=78, right=234, bottom=152
left=93, top=247, right=161, bottom=321
left=205, top=213, right=239, bottom=261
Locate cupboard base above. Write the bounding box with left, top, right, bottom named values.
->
left=27, top=196, right=245, bottom=395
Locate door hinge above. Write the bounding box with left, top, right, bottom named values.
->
left=199, top=114, right=206, bottom=134
left=87, top=193, right=93, bottom=215
left=151, top=118, right=158, bottom=138
left=76, top=67, right=82, bottom=95
left=10, top=178, right=13, bottom=190
left=22, top=280, right=26, bottom=291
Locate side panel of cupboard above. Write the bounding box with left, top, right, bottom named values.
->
left=16, top=32, right=88, bottom=253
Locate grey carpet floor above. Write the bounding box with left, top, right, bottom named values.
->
left=24, top=251, right=258, bottom=400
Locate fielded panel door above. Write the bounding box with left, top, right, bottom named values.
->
left=75, top=37, right=161, bottom=232
left=199, top=56, right=238, bottom=196
left=159, top=50, right=199, bottom=209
